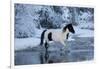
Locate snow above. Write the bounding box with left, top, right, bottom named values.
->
left=15, top=37, right=75, bottom=51
left=15, top=38, right=40, bottom=50
left=34, top=29, right=44, bottom=38
left=74, top=26, right=94, bottom=37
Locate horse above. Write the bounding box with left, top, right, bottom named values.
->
left=40, top=24, right=75, bottom=47
left=40, top=23, right=75, bottom=63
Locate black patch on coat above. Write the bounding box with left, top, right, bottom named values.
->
left=48, top=32, right=53, bottom=41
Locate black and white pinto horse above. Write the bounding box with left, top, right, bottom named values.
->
left=40, top=24, right=75, bottom=47
left=40, top=24, right=75, bottom=63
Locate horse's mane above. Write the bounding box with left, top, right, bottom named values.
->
left=62, top=24, right=72, bottom=32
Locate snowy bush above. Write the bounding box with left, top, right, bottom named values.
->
left=15, top=4, right=36, bottom=38
left=78, top=10, right=94, bottom=30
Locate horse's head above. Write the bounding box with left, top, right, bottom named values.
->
left=63, top=24, right=75, bottom=34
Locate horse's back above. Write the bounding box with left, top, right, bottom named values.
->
left=44, top=29, right=62, bottom=41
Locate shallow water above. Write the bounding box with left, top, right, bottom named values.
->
left=15, top=37, right=94, bottom=65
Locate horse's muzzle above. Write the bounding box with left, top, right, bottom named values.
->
left=72, top=30, right=75, bottom=34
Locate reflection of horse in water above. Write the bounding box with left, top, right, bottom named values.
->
left=40, top=24, right=75, bottom=63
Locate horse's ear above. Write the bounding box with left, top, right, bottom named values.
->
left=67, top=24, right=72, bottom=26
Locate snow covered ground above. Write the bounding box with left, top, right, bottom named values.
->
left=15, top=26, right=94, bottom=50
left=15, top=38, right=40, bottom=50
left=74, top=26, right=94, bottom=37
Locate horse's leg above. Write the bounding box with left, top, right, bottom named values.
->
left=44, top=41, right=49, bottom=50
left=58, top=40, right=66, bottom=58
left=40, top=41, right=47, bottom=64
left=60, top=40, right=70, bottom=55
left=40, top=52, right=45, bottom=64
left=44, top=41, right=49, bottom=63
left=60, top=40, right=66, bottom=47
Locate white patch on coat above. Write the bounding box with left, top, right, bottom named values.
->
left=44, top=28, right=69, bottom=46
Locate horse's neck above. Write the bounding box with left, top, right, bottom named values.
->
left=63, top=29, right=69, bottom=35
left=62, top=31, right=69, bottom=40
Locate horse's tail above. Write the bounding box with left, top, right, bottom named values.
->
left=40, top=30, right=47, bottom=46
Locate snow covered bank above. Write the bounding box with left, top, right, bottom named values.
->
left=15, top=38, right=40, bottom=50
left=15, top=37, right=74, bottom=51
left=74, top=26, right=94, bottom=37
